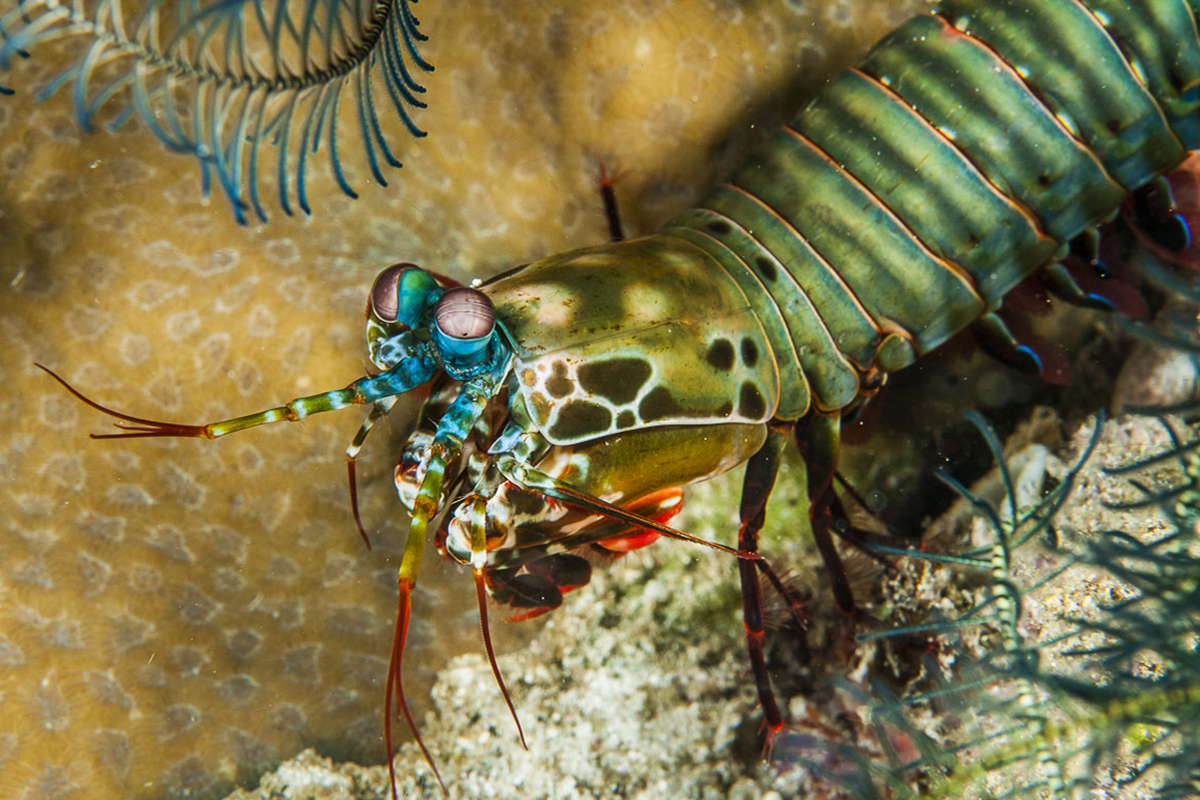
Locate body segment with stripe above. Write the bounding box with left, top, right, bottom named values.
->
left=665, top=0, right=1200, bottom=409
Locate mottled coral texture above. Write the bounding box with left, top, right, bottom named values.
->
left=0, top=1, right=926, bottom=798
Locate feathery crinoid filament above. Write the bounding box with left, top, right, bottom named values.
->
left=0, top=0, right=432, bottom=222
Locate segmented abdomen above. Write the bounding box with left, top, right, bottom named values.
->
left=663, top=0, right=1200, bottom=418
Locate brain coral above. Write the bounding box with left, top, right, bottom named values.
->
left=0, top=1, right=928, bottom=798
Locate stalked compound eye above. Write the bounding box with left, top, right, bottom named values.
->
left=434, top=288, right=496, bottom=339
left=368, top=263, right=420, bottom=323
left=432, top=288, right=497, bottom=368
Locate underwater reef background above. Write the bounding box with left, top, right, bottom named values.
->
left=224, top=404, right=1200, bottom=800
left=0, top=1, right=942, bottom=798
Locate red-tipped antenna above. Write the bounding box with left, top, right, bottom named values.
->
left=385, top=578, right=447, bottom=799
left=35, top=363, right=212, bottom=439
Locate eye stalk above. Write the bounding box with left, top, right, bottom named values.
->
left=366, top=264, right=444, bottom=370
left=432, top=287, right=497, bottom=365
left=367, top=263, right=441, bottom=328
left=368, top=263, right=411, bottom=323
left=435, top=288, right=495, bottom=338
left=366, top=267, right=501, bottom=374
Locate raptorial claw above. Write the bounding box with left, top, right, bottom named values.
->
left=495, top=455, right=765, bottom=563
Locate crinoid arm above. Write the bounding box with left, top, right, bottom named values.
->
left=785, top=405, right=1200, bottom=799
left=0, top=0, right=432, bottom=223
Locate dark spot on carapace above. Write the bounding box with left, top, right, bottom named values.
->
left=1106, top=118, right=1121, bottom=135
left=638, top=385, right=685, bottom=422
left=549, top=400, right=613, bottom=441
left=577, top=358, right=652, bottom=405
left=1169, top=66, right=1185, bottom=92
left=706, top=339, right=735, bottom=372
left=753, top=256, right=777, bottom=283
left=717, top=402, right=733, bottom=418
left=546, top=361, right=573, bottom=399
left=740, top=337, right=759, bottom=368
left=738, top=381, right=766, bottom=420
left=506, top=487, right=547, bottom=518
left=706, top=219, right=732, bottom=236
left=1037, top=173, right=1052, bottom=188
left=616, top=410, right=636, bottom=429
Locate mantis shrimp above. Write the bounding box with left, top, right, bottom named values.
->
left=35, top=0, right=1200, bottom=796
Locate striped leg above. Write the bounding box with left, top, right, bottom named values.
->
left=794, top=412, right=857, bottom=617
left=734, top=423, right=793, bottom=752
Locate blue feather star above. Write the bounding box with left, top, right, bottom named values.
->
left=0, top=0, right=433, bottom=223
